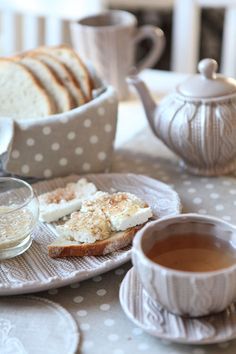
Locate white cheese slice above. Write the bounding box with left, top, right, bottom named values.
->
left=56, top=209, right=112, bottom=243
left=80, top=191, right=110, bottom=212
left=39, top=178, right=97, bottom=223
left=81, top=191, right=153, bottom=231
left=39, top=199, right=82, bottom=223
left=107, top=206, right=152, bottom=231
left=103, top=193, right=152, bottom=231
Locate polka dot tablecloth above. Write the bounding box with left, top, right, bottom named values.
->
left=5, top=126, right=236, bottom=354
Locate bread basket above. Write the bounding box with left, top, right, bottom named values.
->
left=0, top=81, right=118, bottom=179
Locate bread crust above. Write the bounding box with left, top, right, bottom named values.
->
left=34, top=45, right=93, bottom=102
left=31, top=52, right=85, bottom=107
left=48, top=225, right=142, bottom=258
left=19, top=56, right=72, bottom=113
left=26, top=52, right=75, bottom=109
left=54, top=44, right=93, bottom=101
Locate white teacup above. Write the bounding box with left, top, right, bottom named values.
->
left=70, top=10, right=165, bottom=99
left=132, top=213, right=236, bottom=317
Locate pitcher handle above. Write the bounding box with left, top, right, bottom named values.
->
left=133, top=26, right=165, bottom=73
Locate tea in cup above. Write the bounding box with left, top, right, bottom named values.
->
left=132, top=214, right=236, bottom=317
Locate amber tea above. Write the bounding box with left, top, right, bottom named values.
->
left=147, top=233, right=236, bottom=272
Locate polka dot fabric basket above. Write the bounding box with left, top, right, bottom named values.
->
left=0, top=85, right=118, bottom=178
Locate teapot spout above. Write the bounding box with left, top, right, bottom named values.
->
left=127, top=75, right=157, bottom=133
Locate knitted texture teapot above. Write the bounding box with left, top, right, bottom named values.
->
left=128, top=59, right=236, bottom=176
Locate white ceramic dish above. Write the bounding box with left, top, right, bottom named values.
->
left=120, top=267, right=236, bottom=344
left=0, top=296, right=79, bottom=354
left=0, top=173, right=181, bottom=295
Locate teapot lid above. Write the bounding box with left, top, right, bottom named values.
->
left=177, top=58, right=236, bottom=98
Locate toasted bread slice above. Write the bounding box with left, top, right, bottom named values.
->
left=0, top=59, right=54, bottom=119
left=34, top=45, right=92, bottom=102
left=19, top=56, right=71, bottom=113
left=29, top=52, right=85, bottom=107
left=48, top=225, right=141, bottom=258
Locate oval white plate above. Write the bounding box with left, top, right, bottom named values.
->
left=0, top=296, right=79, bottom=353
left=0, top=173, right=181, bottom=295
left=120, top=267, right=236, bottom=344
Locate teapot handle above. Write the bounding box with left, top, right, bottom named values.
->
left=0, top=118, right=14, bottom=171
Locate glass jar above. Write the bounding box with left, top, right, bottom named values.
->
left=0, top=177, right=39, bottom=259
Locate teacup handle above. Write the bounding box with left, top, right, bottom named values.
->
left=133, top=26, right=165, bottom=73
left=0, top=117, right=14, bottom=170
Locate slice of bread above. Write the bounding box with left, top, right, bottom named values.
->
left=29, top=52, right=85, bottom=107
left=34, top=45, right=93, bottom=102
left=0, top=59, right=54, bottom=119
left=48, top=225, right=142, bottom=258
left=19, top=56, right=71, bottom=113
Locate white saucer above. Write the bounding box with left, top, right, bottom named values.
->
left=119, top=267, right=236, bottom=345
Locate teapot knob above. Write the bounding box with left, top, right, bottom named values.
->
left=198, top=58, right=218, bottom=79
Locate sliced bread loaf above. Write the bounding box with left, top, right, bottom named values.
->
left=0, top=59, right=54, bottom=119
left=30, top=52, right=85, bottom=107
left=19, top=56, right=72, bottom=113
left=35, top=45, right=93, bottom=102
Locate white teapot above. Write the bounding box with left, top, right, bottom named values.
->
left=128, top=58, right=236, bottom=176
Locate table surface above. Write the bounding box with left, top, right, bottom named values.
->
left=3, top=69, right=236, bottom=354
